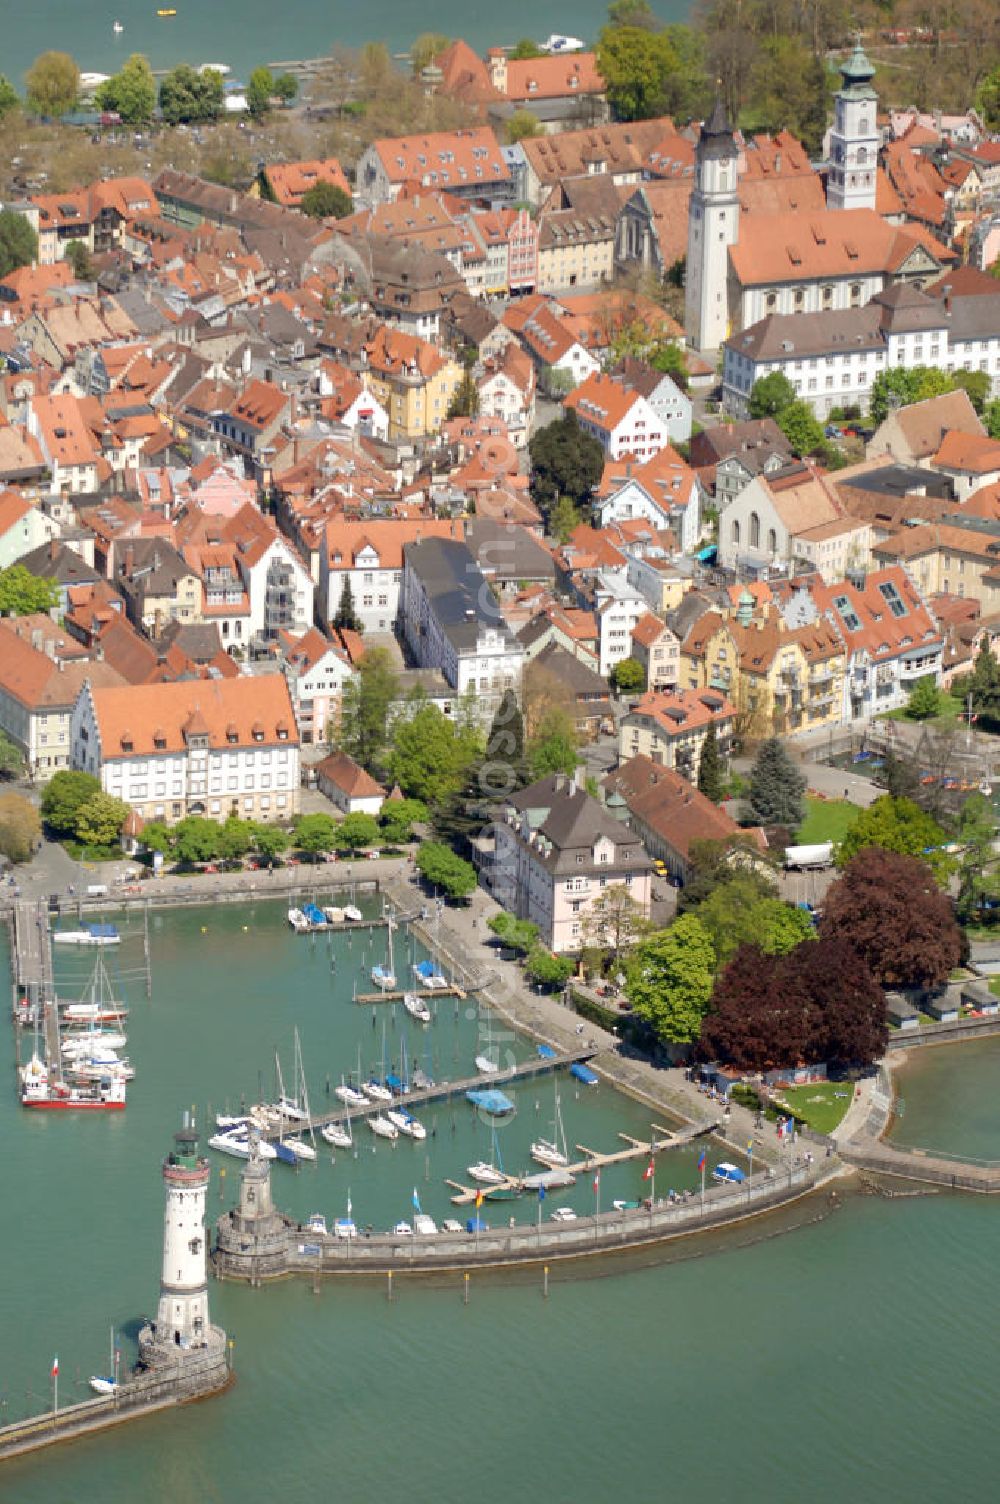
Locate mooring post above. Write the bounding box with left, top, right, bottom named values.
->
left=463, top=1271, right=469, bottom=1306
left=543, top=1264, right=549, bottom=1300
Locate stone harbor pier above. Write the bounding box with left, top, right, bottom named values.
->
left=0, top=1122, right=231, bottom=1464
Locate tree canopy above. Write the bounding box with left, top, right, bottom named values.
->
left=217, top=816, right=255, bottom=864
left=697, top=722, right=725, bottom=803
left=0, top=731, right=25, bottom=780
left=300, top=181, right=353, bottom=219
left=64, top=240, right=95, bottom=280
left=820, top=848, right=962, bottom=990
left=596, top=24, right=681, bottom=120
left=335, top=811, right=380, bottom=851
left=748, top=371, right=795, bottom=419
left=904, top=676, right=942, bottom=721
left=748, top=737, right=806, bottom=829
left=695, top=874, right=815, bottom=967
left=25, top=51, right=79, bottom=117
left=506, top=110, right=543, bottom=143
left=0, top=76, right=19, bottom=120
left=868, top=365, right=956, bottom=427
left=700, top=936, right=886, bottom=1073
left=380, top=797, right=426, bottom=844
left=415, top=841, right=477, bottom=900
left=529, top=409, right=605, bottom=513
left=777, top=399, right=824, bottom=458
left=387, top=702, right=480, bottom=808
left=0, top=564, right=60, bottom=616
left=159, top=65, right=224, bottom=125
left=337, top=647, right=398, bottom=769
left=627, top=914, right=716, bottom=1044
left=246, top=66, right=275, bottom=118
left=524, top=946, right=575, bottom=988
left=0, top=793, right=41, bottom=864
left=41, top=770, right=100, bottom=836
left=835, top=795, right=954, bottom=885
left=94, top=54, right=156, bottom=123
left=73, top=793, right=128, bottom=848
left=677, top=836, right=777, bottom=913
left=293, top=812, right=338, bottom=855
left=0, top=211, right=38, bottom=280
left=488, top=913, right=540, bottom=955
left=433, top=691, right=528, bottom=853
left=172, top=816, right=222, bottom=866
left=610, top=657, right=644, bottom=694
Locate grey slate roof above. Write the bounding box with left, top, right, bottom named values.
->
left=465, top=519, right=555, bottom=584
left=505, top=773, right=651, bottom=876
left=18, top=540, right=99, bottom=587
left=405, top=536, right=516, bottom=655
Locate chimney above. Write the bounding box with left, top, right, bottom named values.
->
left=31, top=628, right=43, bottom=652
left=573, top=763, right=587, bottom=793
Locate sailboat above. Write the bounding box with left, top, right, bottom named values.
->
left=275, top=1042, right=317, bottom=1162
left=475, top=1011, right=499, bottom=1074
left=367, top=1020, right=393, bottom=1099
left=371, top=914, right=397, bottom=990
left=368, top=1113, right=398, bottom=1140
left=89, top=1327, right=119, bottom=1394
left=467, top=1123, right=507, bottom=1185
left=386, top=1106, right=426, bottom=1139
left=531, top=1086, right=569, bottom=1168
left=322, top=1118, right=352, bottom=1148
left=403, top=992, right=432, bottom=1023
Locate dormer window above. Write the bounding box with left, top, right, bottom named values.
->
left=226, top=724, right=239, bottom=744
left=153, top=728, right=167, bottom=750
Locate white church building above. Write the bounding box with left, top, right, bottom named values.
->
left=684, top=44, right=955, bottom=354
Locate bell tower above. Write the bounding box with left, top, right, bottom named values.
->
left=685, top=96, right=739, bottom=355
left=827, top=40, right=878, bottom=211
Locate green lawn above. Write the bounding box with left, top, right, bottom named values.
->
left=772, top=1081, right=854, bottom=1136
left=988, top=977, right=1000, bottom=998
left=879, top=691, right=971, bottom=728
left=795, top=797, right=860, bottom=845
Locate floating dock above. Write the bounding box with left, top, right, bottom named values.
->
left=259, top=1048, right=597, bottom=1142
left=354, top=986, right=466, bottom=1004
left=445, top=1122, right=719, bottom=1204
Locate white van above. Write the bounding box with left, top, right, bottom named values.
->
left=86, top=884, right=110, bottom=898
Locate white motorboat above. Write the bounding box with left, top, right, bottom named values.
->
left=321, top=1122, right=352, bottom=1148
left=466, top=1160, right=506, bottom=1186
left=403, top=992, right=432, bottom=1023
left=306, top=1212, right=327, bottom=1236
left=368, top=1114, right=399, bottom=1140
left=208, top=1130, right=276, bottom=1160
left=53, top=924, right=120, bottom=947
left=387, top=1108, right=426, bottom=1140
left=287, top=908, right=310, bottom=933
left=343, top=905, right=363, bottom=923
left=215, top=1113, right=249, bottom=1130
left=62, top=1003, right=127, bottom=1026
left=334, top=1084, right=369, bottom=1108
left=371, top=913, right=397, bottom=989
left=365, top=1080, right=393, bottom=1103
left=475, top=1054, right=499, bottom=1075
left=323, top=906, right=345, bottom=924
left=280, top=1136, right=317, bottom=1162
left=69, top=1059, right=135, bottom=1082
left=62, top=1031, right=127, bottom=1055
left=89, top=1375, right=117, bottom=1395
left=112, top=21, right=124, bottom=35
left=540, top=33, right=584, bottom=52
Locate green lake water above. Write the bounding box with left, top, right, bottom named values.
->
left=7, top=1, right=689, bottom=93
left=4, top=904, right=1000, bottom=1503
left=890, top=1035, right=1000, bottom=1162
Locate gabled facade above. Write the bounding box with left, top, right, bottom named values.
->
left=71, top=676, right=301, bottom=824
left=492, top=771, right=652, bottom=953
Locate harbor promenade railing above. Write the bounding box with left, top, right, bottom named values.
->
left=270, top=1163, right=823, bottom=1275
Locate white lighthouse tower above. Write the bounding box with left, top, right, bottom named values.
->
left=139, top=1121, right=228, bottom=1385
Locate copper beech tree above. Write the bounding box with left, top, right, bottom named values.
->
left=699, top=937, right=887, bottom=1073
left=820, top=848, right=962, bottom=991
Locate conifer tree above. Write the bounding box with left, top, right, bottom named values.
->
left=696, top=722, right=725, bottom=803
left=433, top=690, right=528, bottom=853
left=333, top=575, right=361, bottom=632
left=748, top=736, right=806, bottom=828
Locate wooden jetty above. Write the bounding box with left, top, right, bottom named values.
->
left=354, top=985, right=466, bottom=1004
left=260, top=1047, right=597, bottom=1141
left=446, top=1121, right=720, bottom=1204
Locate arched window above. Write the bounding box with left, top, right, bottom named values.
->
left=767, top=528, right=777, bottom=554
left=857, top=147, right=868, bottom=165
left=732, top=519, right=741, bottom=547
left=750, top=511, right=760, bottom=549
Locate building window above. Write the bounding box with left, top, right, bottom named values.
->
left=750, top=511, right=760, bottom=549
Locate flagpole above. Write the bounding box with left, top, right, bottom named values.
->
left=52, top=1361, right=58, bottom=1414
left=700, top=1158, right=705, bottom=1212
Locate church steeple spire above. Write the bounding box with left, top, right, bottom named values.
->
left=826, top=40, right=878, bottom=211
left=685, top=96, right=740, bottom=353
